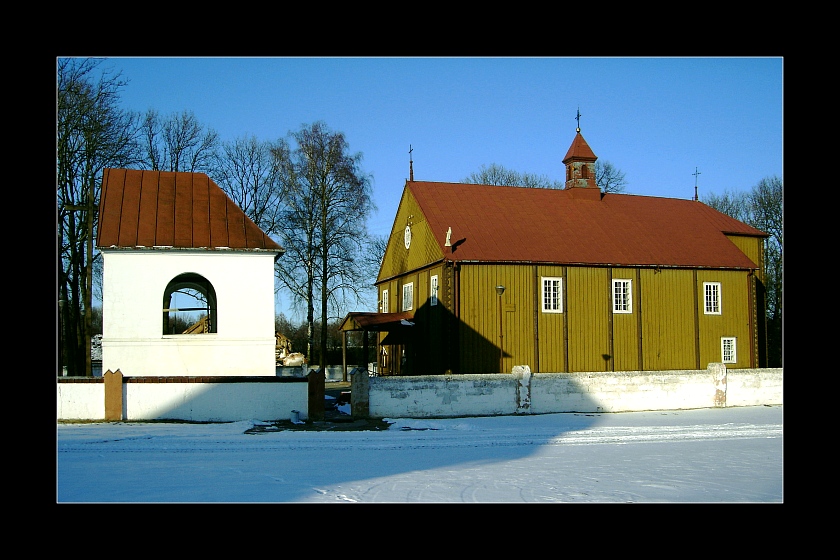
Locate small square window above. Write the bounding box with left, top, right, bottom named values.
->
left=612, top=279, right=632, bottom=313
left=704, top=282, right=721, bottom=315
left=721, top=337, right=737, bottom=363
left=542, top=277, right=563, bottom=313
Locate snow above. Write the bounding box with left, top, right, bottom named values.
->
left=57, top=405, right=783, bottom=503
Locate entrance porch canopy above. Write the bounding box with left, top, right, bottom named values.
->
left=338, top=312, right=415, bottom=381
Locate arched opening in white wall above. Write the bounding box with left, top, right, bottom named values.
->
left=163, top=273, right=217, bottom=334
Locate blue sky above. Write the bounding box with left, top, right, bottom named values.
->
left=94, top=56, right=783, bottom=319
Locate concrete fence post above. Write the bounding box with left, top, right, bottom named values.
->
left=104, top=369, right=123, bottom=421
left=709, top=363, right=727, bottom=407
left=512, top=365, right=532, bottom=414
left=350, top=367, right=370, bottom=419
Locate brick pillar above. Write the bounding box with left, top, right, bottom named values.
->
left=308, top=368, right=325, bottom=421
left=104, top=369, right=123, bottom=421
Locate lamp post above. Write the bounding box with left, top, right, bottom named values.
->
left=495, top=285, right=505, bottom=373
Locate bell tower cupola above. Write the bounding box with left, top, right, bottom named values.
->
left=563, top=108, right=600, bottom=197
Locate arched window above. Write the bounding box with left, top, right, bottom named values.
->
left=162, top=273, right=217, bottom=334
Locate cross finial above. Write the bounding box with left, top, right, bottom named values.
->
left=409, top=144, right=414, bottom=182
left=692, top=167, right=701, bottom=201
left=576, top=107, right=581, bottom=132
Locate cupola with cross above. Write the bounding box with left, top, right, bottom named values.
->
left=562, top=109, right=600, bottom=199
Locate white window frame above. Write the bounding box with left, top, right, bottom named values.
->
left=721, top=337, right=737, bottom=363
left=612, top=279, right=632, bottom=314
left=381, top=289, right=389, bottom=313
left=430, top=275, right=439, bottom=306
left=402, top=282, right=414, bottom=311
left=704, top=282, right=721, bottom=315
left=541, top=277, right=563, bottom=313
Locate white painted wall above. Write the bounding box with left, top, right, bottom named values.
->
left=355, top=366, right=784, bottom=419
left=56, top=379, right=308, bottom=422
left=123, top=381, right=308, bottom=422
left=101, top=249, right=278, bottom=377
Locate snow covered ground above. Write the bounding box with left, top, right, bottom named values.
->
left=56, top=405, right=783, bottom=503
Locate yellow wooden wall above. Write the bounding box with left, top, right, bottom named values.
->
left=377, top=187, right=442, bottom=284
left=454, top=263, right=756, bottom=374
left=610, top=267, right=641, bottom=372
left=695, top=269, right=754, bottom=369
left=726, top=235, right=765, bottom=282
left=535, top=265, right=566, bottom=373
left=639, top=268, right=698, bottom=371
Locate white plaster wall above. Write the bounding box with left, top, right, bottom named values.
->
left=367, top=375, right=517, bottom=419
left=538, top=371, right=719, bottom=413
left=101, top=249, right=278, bottom=376
left=726, top=369, right=784, bottom=407
left=56, top=379, right=308, bottom=422
left=363, top=367, right=784, bottom=418
left=57, top=382, right=104, bottom=420
left=124, top=381, right=308, bottom=422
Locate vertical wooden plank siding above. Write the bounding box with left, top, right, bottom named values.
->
left=726, top=235, right=765, bottom=283
left=567, top=267, right=611, bottom=372
left=458, top=265, right=500, bottom=373
left=693, top=270, right=701, bottom=370
left=456, top=264, right=535, bottom=373
left=696, top=269, right=753, bottom=369
left=535, top=265, right=566, bottom=373
left=611, top=267, right=640, bottom=372
left=640, top=268, right=697, bottom=371
left=635, top=268, right=644, bottom=372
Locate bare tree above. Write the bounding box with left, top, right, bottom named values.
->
left=213, top=135, right=284, bottom=238
left=464, top=161, right=627, bottom=192
left=272, top=122, right=374, bottom=368
left=137, top=109, right=219, bottom=173
left=57, top=57, right=139, bottom=376
left=595, top=160, right=627, bottom=194
left=463, top=163, right=561, bottom=189
left=704, top=176, right=783, bottom=367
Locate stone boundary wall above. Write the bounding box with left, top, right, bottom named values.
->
left=350, top=365, right=783, bottom=419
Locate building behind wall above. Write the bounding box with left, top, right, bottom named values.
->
left=352, top=128, right=768, bottom=375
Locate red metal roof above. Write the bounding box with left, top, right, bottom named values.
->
left=96, top=168, right=283, bottom=253
left=563, top=131, right=597, bottom=162
left=408, top=181, right=767, bottom=269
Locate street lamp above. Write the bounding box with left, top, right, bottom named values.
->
left=495, top=285, right=505, bottom=372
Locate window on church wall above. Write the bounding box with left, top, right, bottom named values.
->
left=704, top=282, right=721, bottom=315
left=581, top=164, right=589, bottom=179
left=163, top=273, right=217, bottom=334
left=721, top=337, right=737, bottom=363
left=541, top=277, right=563, bottom=313
left=612, top=279, right=632, bottom=313
left=402, top=282, right=414, bottom=311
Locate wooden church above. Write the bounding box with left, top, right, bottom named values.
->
left=341, top=127, right=768, bottom=375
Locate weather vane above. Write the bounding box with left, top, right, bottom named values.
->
left=576, top=107, right=581, bottom=132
